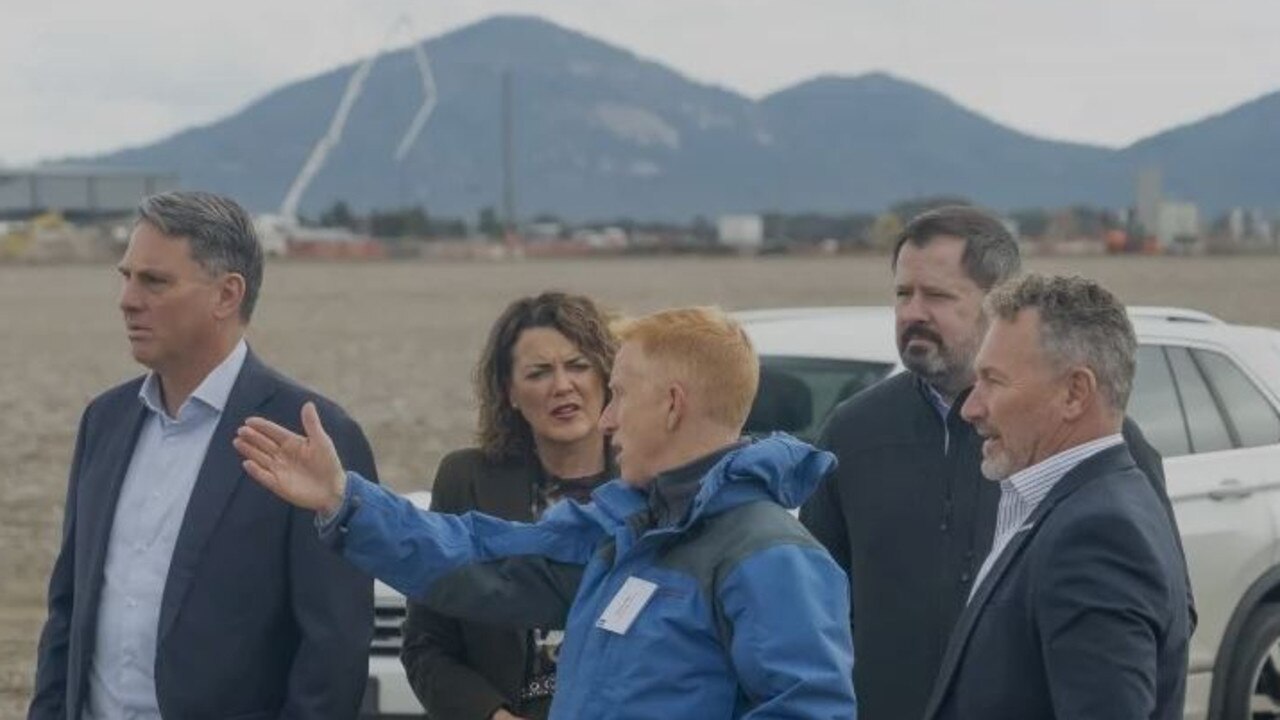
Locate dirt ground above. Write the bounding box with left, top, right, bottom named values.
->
left=3, top=254, right=1278, bottom=716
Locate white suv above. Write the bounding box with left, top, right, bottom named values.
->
left=365, top=306, right=1280, bottom=720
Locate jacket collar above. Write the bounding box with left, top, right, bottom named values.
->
left=588, top=433, right=834, bottom=539
left=157, top=347, right=279, bottom=644
left=138, top=339, right=248, bottom=419
left=922, top=443, right=1138, bottom=718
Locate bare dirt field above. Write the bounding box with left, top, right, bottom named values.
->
left=3, top=254, right=1278, bottom=715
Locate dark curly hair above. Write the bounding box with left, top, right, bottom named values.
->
left=475, top=291, right=616, bottom=462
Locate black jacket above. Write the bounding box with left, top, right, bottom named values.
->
left=800, top=372, right=1184, bottom=720
left=401, top=448, right=548, bottom=720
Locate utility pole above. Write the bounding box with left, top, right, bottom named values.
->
left=502, top=69, right=516, bottom=237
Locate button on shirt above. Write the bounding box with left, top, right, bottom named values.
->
left=923, top=383, right=954, bottom=453
left=85, top=340, right=247, bottom=720
left=968, top=433, right=1124, bottom=603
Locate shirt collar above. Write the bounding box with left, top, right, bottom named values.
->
left=138, top=339, right=249, bottom=419
left=911, top=376, right=952, bottom=420
left=1002, top=432, right=1125, bottom=505
left=920, top=379, right=952, bottom=422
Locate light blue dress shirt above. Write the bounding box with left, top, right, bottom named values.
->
left=84, top=340, right=247, bottom=720
left=923, top=381, right=955, bottom=453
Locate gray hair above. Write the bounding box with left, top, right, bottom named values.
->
left=892, top=205, right=1021, bottom=290
left=986, top=273, right=1136, bottom=411
left=136, top=190, right=264, bottom=322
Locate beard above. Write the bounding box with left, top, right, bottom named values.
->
left=979, top=451, right=1016, bottom=481
left=898, top=324, right=973, bottom=395
left=974, top=422, right=1016, bottom=480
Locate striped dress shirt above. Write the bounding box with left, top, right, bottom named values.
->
left=968, top=433, right=1124, bottom=602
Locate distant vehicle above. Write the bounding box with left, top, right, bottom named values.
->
left=364, top=306, right=1280, bottom=720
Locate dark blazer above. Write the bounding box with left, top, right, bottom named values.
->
left=400, top=448, right=549, bottom=720
left=923, top=444, right=1191, bottom=720
left=28, top=350, right=378, bottom=720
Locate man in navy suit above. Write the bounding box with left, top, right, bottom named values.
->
left=924, top=273, right=1190, bottom=720
left=28, top=191, right=378, bottom=719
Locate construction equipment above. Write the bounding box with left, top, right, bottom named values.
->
left=276, top=15, right=438, bottom=224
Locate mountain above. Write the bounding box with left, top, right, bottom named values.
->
left=86, top=15, right=775, bottom=220
left=757, top=74, right=1123, bottom=210
left=79, top=15, right=1279, bottom=220
left=1120, top=90, right=1280, bottom=212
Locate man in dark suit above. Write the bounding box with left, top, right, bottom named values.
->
left=923, top=273, right=1191, bottom=720
left=28, top=191, right=378, bottom=719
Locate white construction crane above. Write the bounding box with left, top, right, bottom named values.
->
left=272, top=16, right=437, bottom=225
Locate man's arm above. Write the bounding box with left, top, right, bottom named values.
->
left=798, top=473, right=851, bottom=572
left=801, top=420, right=852, bottom=572
left=234, top=404, right=595, bottom=627
left=332, top=474, right=590, bottom=626
left=719, top=544, right=857, bottom=719
left=280, top=407, right=379, bottom=719
left=28, top=407, right=91, bottom=720
left=1122, top=416, right=1196, bottom=630
left=1037, top=511, right=1170, bottom=719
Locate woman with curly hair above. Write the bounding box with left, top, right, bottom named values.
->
left=400, top=291, right=616, bottom=720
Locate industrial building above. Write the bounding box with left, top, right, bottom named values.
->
left=0, top=165, right=177, bottom=220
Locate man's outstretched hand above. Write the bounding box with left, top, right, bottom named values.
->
left=234, top=401, right=348, bottom=516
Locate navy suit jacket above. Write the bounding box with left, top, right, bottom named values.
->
left=923, top=445, right=1191, bottom=720
left=29, top=350, right=378, bottom=720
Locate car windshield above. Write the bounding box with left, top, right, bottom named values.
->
left=745, top=356, right=896, bottom=441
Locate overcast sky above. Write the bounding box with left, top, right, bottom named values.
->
left=3, top=0, right=1276, bottom=165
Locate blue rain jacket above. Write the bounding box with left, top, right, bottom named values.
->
left=325, top=434, right=856, bottom=719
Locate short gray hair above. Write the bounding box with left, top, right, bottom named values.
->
left=986, top=273, right=1136, bottom=411
left=892, top=205, right=1021, bottom=290
left=136, top=191, right=264, bottom=322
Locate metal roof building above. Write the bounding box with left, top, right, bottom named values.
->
left=0, top=165, right=178, bottom=220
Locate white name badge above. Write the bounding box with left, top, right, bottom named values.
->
left=596, top=576, right=658, bottom=635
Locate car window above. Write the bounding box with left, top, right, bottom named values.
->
left=1193, top=348, right=1280, bottom=449
left=746, top=356, right=895, bottom=441
left=1128, top=345, right=1191, bottom=458
left=1166, top=346, right=1233, bottom=454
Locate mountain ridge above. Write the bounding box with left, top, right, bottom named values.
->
left=73, top=15, right=1278, bottom=220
